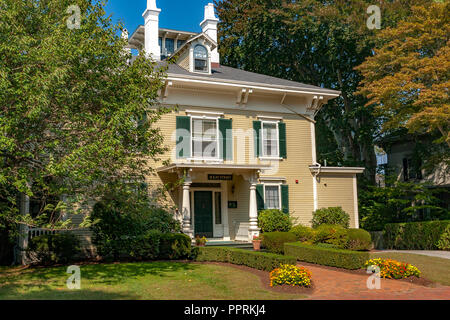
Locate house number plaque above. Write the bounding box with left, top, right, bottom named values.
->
left=208, top=174, right=233, bottom=181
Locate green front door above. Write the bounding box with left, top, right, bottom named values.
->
left=194, top=191, right=213, bottom=238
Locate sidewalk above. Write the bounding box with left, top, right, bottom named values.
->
left=378, top=250, right=450, bottom=260
left=297, top=262, right=450, bottom=300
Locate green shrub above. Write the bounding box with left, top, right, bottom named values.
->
left=290, top=224, right=315, bottom=242
left=258, top=209, right=293, bottom=233
left=284, top=242, right=369, bottom=270
left=128, top=230, right=161, bottom=260
left=384, top=220, right=450, bottom=250
left=159, top=233, right=192, bottom=260
left=27, top=233, right=81, bottom=265
left=195, top=247, right=296, bottom=271
left=261, top=232, right=297, bottom=254
left=311, top=207, right=350, bottom=228
left=345, top=229, right=372, bottom=251
left=437, top=225, right=450, bottom=250
left=313, top=224, right=349, bottom=248
left=91, top=199, right=181, bottom=260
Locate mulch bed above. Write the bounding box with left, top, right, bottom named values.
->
left=193, top=261, right=315, bottom=295
left=296, top=261, right=434, bottom=287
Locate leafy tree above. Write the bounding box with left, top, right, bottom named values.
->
left=215, top=0, right=431, bottom=184
left=0, top=0, right=169, bottom=229
left=359, top=176, right=449, bottom=231
left=357, top=1, right=449, bottom=170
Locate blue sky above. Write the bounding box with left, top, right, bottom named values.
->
left=104, top=0, right=215, bottom=34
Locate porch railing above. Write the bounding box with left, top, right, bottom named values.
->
left=28, top=228, right=61, bottom=241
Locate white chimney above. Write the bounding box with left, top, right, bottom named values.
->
left=200, top=3, right=220, bottom=66
left=142, top=0, right=161, bottom=60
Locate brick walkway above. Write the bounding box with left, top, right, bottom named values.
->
left=297, top=262, right=450, bottom=300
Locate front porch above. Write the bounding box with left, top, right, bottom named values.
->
left=157, top=163, right=271, bottom=242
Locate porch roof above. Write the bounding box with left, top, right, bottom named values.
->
left=157, top=163, right=271, bottom=173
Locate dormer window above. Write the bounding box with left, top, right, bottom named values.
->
left=194, top=45, right=208, bottom=72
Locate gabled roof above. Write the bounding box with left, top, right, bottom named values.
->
left=172, top=32, right=217, bottom=56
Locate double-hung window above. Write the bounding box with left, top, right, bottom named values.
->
left=262, top=121, right=279, bottom=158
left=264, top=185, right=281, bottom=210
left=192, top=117, right=218, bottom=159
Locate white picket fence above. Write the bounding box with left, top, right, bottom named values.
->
left=28, top=228, right=62, bottom=241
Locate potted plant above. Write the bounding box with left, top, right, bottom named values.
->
left=252, top=235, right=262, bottom=251
left=195, top=236, right=207, bottom=247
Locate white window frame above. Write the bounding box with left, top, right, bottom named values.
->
left=189, top=115, right=221, bottom=161
left=260, top=120, right=280, bottom=159
left=263, top=183, right=282, bottom=210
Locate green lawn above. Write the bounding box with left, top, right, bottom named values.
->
left=0, top=261, right=306, bottom=300
left=370, top=252, right=450, bottom=286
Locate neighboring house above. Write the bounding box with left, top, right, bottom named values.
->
left=18, top=1, right=365, bottom=262
left=381, top=134, right=450, bottom=212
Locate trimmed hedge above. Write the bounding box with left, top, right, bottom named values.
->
left=284, top=242, right=369, bottom=270
left=261, top=232, right=297, bottom=254
left=384, top=220, right=450, bottom=250
left=195, top=247, right=296, bottom=271
left=346, top=228, right=372, bottom=251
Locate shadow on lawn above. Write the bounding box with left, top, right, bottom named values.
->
left=0, top=285, right=140, bottom=300
left=2, top=261, right=198, bottom=285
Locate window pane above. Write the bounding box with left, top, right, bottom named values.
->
left=202, top=141, right=217, bottom=158
left=165, top=38, right=174, bottom=55
left=191, top=118, right=218, bottom=158
left=262, top=123, right=278, bottom=157
left=177, top=40, right=186, bottom=48
left=194, top=45, right=208, bottom=59
left=215, top=192, right=222, bottom=224
left=195, top=59, right=207, bottom=72
left=265, top=186, right=280, bottom=209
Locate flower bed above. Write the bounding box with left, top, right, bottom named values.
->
left=270, top=264, right=312, bottom=287
left=365, top=258, right=421, bottom=279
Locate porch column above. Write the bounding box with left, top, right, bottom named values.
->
left=182, top=179, right=193, bottom=239
left=248, top=179, right=260, bottom=241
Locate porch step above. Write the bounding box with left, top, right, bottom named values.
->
left=205, top=241, right=253, bottom=249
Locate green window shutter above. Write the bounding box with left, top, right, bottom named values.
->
left=279, top=122, right=287, bottom=159
left=281, top=184, right=289, bottom=214
left=256, top=184, right=265, bottom=211
left=219, top=118, right=233, bottom=160
left=253, top=121, right=261, bottom=158
left=176, top=116, right=191, bottom=159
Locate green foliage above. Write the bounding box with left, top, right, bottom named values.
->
left=195, top=247, right=296, bottom=272
left=90, top=196, right=181, bottom=260
left=258, top=209, right=293, bottom=233
left=0, top=0, right=169, bottom=229
left=313, top=224, right=349, bottom=248
left=261, top=232, right=297, bottom=254
left=27, top=233, right=81, bottom=265
left=359, top=177, right=449, bottom=231
left=159, top=233, right=192, bottom=260
left=384, top=220, right=450, bottom=250
left=436, top=225, right=450, bottom=250
left=345, top=228, right=372, bottom=251
left=290, top=224, right=315, bottom=242
left=311, top=207, right=350, bottom=228
left=284, top=242, right=370, bottom=270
